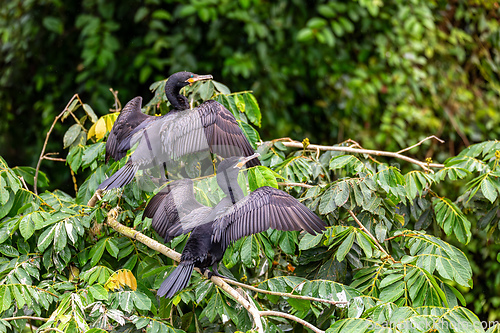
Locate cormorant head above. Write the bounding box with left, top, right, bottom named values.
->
left=166, top=71, right=213, bottom=90
left=165, top=71, right=213, bottom=110
left=217, top=153, right=261, bottom=174
left=216, top=154, right=260, bottom=200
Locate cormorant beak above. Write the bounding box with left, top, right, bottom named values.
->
left=187, top=74, right=213, bottom=85
left=234, top=153, right=260, bottom=169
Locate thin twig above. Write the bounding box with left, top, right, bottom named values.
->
left=397, top=136, right=445, bottom=154
left=347, top=210, right=395, bottom=263
left=40, top=329, right=65, bottom=333
left=104, top=208, right=264, bottom=333
left=109, top=88, right=122, bottom=113
left=19, top=176, right=29, bottom=191
left=277, top=182, right=313, bottom=188
left=225, top=279, right=347, bottom=306
left=42, top=156, right=66, bottom=162
left=279, top=140, right=444, bottom=172
left=34, top=94, right=80, bottom=194
left=260, top=311, right=324, bottom=333
left=3, top=316, right=48, bottom=322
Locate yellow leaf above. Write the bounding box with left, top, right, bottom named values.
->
left=87, top=123, right=96, bottom=140
left=104, top=269, right=137, bottom=291
left=105, top=113, right=119, bottom=132
left=95, top=117, right=107, bottom=140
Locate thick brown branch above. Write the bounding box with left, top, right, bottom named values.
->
left=105, top=208, right=264, bottom=332
left=87, top=189, right=103, bottom=207
left=278, top=140, right=444, bottom=172
left=260, top=311, right=324, bottom=333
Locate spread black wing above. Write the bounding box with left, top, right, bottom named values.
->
left=99, top=100, right=260, bottom=189
left=212, top=186, right=325, bottom=249
left=198, top=100, right=260, bottom=167
left=105, top=97, right=152, bottom=163
left=144, top=179, right=210, bottom=242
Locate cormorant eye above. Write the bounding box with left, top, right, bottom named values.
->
left=190, top=74, right=193, bottom=78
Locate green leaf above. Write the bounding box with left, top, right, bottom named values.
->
left=133, top=291, right=152, bottom=310
left=481, top=176, right=498, bottom=203
left=19, top=214, right=35, bottom=240
left=38, top=225, right=56, bottom=252
left=241, top=93, right=261, bottom=127
left=336, top=232, right=355, bottom=261
left=63, top=123, right=82, bottom=149
left=0, top=286, right=12, bottom=312
left=89, top=238, right=107, bottom=267
left=105, top=238, right=119, bottom=258
left=297, top=28, right=314, bottom=41
left=299, top=233, right=323, bottom=251
left=0, top=244, right=19, bottom=257
left=247, top=166, right=278, bottom=191
left=433, top=197, right=471, bottom=244
left=83, top=104, right=98, bottom=123
left=13, top=166, right=49, bottom=188
left=238, top=121, right=260, bottom=149
left=89, top=285, right=108, bottom=300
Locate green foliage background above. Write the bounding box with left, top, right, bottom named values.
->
left=1, top=0, right=500, bottom=332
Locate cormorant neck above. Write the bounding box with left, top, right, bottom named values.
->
left=220, top=170, right=245, bottom=204
left=165, top=83, right=190, bottom=110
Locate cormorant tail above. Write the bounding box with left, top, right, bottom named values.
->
left=157, top=262, right=195, bottom=298
left=98, top=162, right=139, bottom=190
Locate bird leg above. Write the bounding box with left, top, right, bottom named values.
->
left=209, top=263, right=230, bottom=279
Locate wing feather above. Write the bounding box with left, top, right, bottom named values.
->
left=198, top=101, right=260, bottom=167
left=213, top=186, right=325, bottom=249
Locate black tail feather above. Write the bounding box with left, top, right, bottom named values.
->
left=98, top=162, right=139, bottom=190
left=157, top=262, right=195, bottom=298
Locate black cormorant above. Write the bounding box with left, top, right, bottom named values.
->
left=99, top=71, right=260, bottom=190
left=144, top=153, right=326, bottom=298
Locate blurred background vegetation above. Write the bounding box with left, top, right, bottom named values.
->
left=1, top=0, right=499, bottom=322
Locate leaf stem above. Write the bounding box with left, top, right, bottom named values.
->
left=347, top=210, right=395, bottom=263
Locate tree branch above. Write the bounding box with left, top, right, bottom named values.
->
left=34, top=94, right=81, bottom=194
left=397, top=135, right=444, bottom=154
left=260, top=311, right=325, bottom=333
left=2, top=316, right=48, bottom=322
left=276, top=139, right=444, bottom=172
left=225, top=279, right=347, bottom=306
left=104, top=208, right=264, bottom=333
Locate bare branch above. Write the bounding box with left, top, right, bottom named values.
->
left=87, top=189, right=103, bottom=207
left=18, top=176, right=29, bottom=191
left=225, top=279, right=347, bottom=306
left=35, top=94, right=80, bottom=194
left=260, top=311, right=325, bottom=333
left=109, top=88, right=122, bottom=113
left=42, top=156, right=66, bottom=162
left=348, top=210, right=395, bottom=263
left=277, top=182, right=313, bottom=188
left=397, top=135, right=445, bottom=154
left=3, top=316, right=48, bottom=322
left=278, top=140, right=444, bottom=172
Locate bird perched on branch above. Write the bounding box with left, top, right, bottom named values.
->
left=98, top=71, right=260, bottom=190
left=143, top=153, right=326, bottom=298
